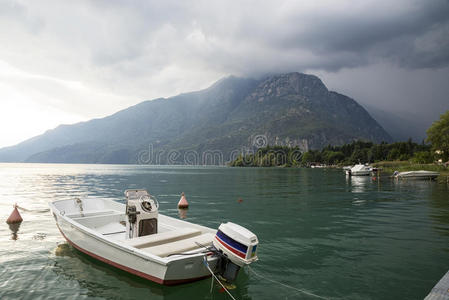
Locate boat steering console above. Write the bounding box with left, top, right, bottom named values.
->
left=125, top=189, right=159, bottom=239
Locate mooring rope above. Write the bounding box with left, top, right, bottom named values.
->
left=15, top=205, right=50, bottom=213
left=203, top=256, right=237, bottom=300
left=247, top=266, right=329, bottom=300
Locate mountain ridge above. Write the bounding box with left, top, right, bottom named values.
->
left=0, top=72, right=392, bottom=164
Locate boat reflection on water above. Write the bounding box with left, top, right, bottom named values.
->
left=8, top=222, right=21, bottom=240
left=392, top=177, right=438, bottom=190
left=347, top=175, right=371, bottom=193
left=54, top=243, right=76, bottom=258
left=51, top=242, right=251, bottom=300
left=52, top=242, right=167, bottom=300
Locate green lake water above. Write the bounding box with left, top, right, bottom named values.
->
left=0, top=163, right=448, bottom=299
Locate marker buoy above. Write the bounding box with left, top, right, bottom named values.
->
left=178, top=192, right=189, bottom=209
left=6, top=204, right=23, bottom=224
left=237, top=198, right=243, bottom=203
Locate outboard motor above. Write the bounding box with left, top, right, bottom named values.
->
left=213, top=222, right=259, bottom=282
left=125, top=189, right=158, bottom=239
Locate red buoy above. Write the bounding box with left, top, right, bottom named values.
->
left=178, top=192, right=189, bottom=209
left=6, top=204, right=23, bottom=224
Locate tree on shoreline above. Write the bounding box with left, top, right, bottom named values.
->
left=230, top=140, right=432, bottom=167
left=230, top=113, right=449, bottom=167
left=229, top=146, right=302, bottom=167
left=427, top=110, right=449, bottom=162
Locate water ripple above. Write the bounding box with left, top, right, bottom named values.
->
left=0, top=164, right=448, bottom=300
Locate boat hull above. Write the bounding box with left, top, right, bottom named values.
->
left=50, top=201, right=217, bottom=285
left=349, top=171, right=371, bottom=176
left=345, top=164, right=372, bottom=176
left=395, top=171, right=439, bottom=180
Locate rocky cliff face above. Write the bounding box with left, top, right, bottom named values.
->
left=225, top=72, right=390, bottom=151
left=0, top=72, right=392, bottom=164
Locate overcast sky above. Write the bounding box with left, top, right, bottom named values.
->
left=1, top=0, right=448, bottom=147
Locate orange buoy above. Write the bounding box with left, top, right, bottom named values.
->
left=178, top=192, right=189, bottom=209
left=6, top=204, right=23, bottom=224
left=237, top=198, right=243, bottom=203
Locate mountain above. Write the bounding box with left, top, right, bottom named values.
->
left=0, top=72, right=392, bottom=164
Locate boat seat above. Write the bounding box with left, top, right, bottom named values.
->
left=68, top=210, right=121, bottom=219
left=72, top=212, right=125, bottom=229
left=142, top=232, right=215, bottom=257
left=122, top=228, right=202, bottom=249
left=97, top=222, right=126, bottom=236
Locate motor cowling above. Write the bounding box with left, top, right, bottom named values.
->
left=125, top=189, right=158, bottom=239
left=213, top=222, right=258, bottom=282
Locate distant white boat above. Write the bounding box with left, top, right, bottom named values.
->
left=394, top=170, right=439, bottom=180
left=49, top=189, right=259, bottom=285
left=345, top=164, right=372, bottom=176
left=311, top=164, right=326, bottom=168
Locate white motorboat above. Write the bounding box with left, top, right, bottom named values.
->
left=49, top=189, right=259, bottom=285
left=393, top=170, right=440, bottom=180
left=345, top=164, right=372, bottom=176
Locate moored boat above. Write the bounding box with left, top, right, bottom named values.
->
left=393, top=170, right=439, bottom=180
left=49, top=189, right=259, bottom=285
left=345, top=164, right=372, bottom=176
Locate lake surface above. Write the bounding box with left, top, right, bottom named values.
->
left=1, top=163, right=448, bottom=300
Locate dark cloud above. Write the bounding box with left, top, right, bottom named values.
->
left=230, top=0, right=449, bottom=72
left=3, top=1, right=448, bottom=78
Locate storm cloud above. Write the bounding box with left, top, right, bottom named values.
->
left=0, top=0, right=448, bottom=146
